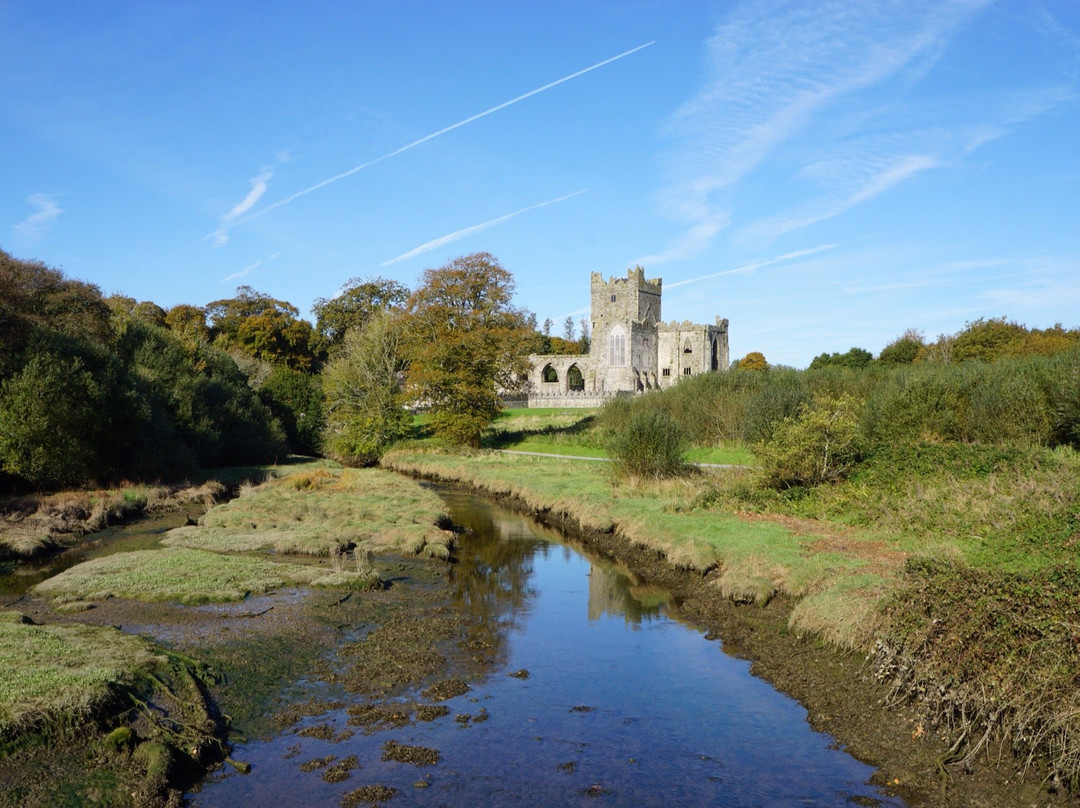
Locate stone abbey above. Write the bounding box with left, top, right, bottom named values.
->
left=526, top=267, right=729, bottom=407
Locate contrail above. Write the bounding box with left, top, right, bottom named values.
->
left=212, top=42, right=654, bottom=238
left=665, top=243, right=840, bottom=289
left=382, top=190, right=589, bottom=265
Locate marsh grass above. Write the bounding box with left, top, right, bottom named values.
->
left=163, top=466, right=452, bottom=558
left=0, top=613, right=163, bottom=739
left=33, top=547, right=323, bottom=604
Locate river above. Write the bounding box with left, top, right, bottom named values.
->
left=190, top=485, right=905, bottom=807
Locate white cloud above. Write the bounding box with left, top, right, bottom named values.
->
left=220, top=252, right=278, bottom=284
left=210, top=43, right=652, bottom=239
left=211, top=167, right=274, bottom=247
left=645, top=0, right=992, bottom=263
left=14, top=193, right=63, bottom=242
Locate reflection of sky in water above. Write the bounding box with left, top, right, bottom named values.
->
left=192, top=488, right=906, bottom=808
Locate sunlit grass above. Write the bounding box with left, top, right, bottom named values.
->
left=163, top=465, right=451, bottom=558
left=0, top=613, right=163, bottom=735
left=33, top=547, right=324, bottom=604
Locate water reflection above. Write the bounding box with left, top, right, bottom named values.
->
left=192, top=485, right=905, bottom=808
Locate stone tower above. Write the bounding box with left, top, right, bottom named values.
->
left=589, top=267, right=663, bottom=392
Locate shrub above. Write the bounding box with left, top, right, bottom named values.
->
left=605, top=408, right=686, bottom=479
left=758, top=392, right=864, bottom=488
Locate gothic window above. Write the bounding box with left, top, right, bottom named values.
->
left=609, top=326, right=626, bottom=367
left=542, top=364, right=558, bottom=383
left=683, top=338, right=693, bottom=354
left=567, top=364, right=584, bottom=391
left=711, top=338, right=719, bottom=371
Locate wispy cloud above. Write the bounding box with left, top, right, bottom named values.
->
left=210, top=167, right=274, bottom=247
left=382, top=190, right=589, bottom=266
left=14, top=193, right=63, bottom=242
left=665, top=243, right=840, bottom=289
left=220, top=252, right=278, bottom=284
left=210, top=42, right=653, bottom=243
left=741, top=154, right=940, bottom=241
left=645, top=1, right=992, bottom=263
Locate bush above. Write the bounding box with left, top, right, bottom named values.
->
left=605, top=408, right=687, bottom=479
left=757, top=393, right=864, bottom=488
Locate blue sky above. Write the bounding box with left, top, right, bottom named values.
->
left=3, top=1, right=1078, bottom=367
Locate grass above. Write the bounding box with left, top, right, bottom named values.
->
left=32, top=460, right=452, bottom=605
left=482, top=407, right=757, bottom=466
left=0, top=613, right=163, bottom=737
left=33, top=547, right=325, bottom=605
left=162, top=465, right=452, bottom=558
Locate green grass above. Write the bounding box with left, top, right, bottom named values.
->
left=483, top=407, right=757, bottom=466
left=33, top=547, right=325, bottom=605
left=163, top=465, right=451, bottom=557
left=381, top=449, right=868, bottom=623
left=0, top=614, right=162, bottom=735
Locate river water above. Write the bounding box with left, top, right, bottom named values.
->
left=191, top=486, right=905, bottom=808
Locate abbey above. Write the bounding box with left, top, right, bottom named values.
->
left=527, top=267, right=729, bottom=407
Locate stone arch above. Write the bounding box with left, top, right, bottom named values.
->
left=710, top=339, right=718, bottom=371
left=567, top=364, right=584, bottom=391
left=542, top=364, right=559, bottom=383
left=683, top=337, right=693, bottom=354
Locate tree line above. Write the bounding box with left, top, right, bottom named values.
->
left=0, top=249, right=536, bottom=491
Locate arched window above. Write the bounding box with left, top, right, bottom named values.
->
left=609, top=326, right=626, bottom=367
left=567, top=364, right=584, bottom=391
left=683, top=338, right=693, bottom=354
left=542, top=364, right=559, bottom=383
left=710, top=339, right=719, bottom=371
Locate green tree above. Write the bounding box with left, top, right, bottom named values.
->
left=758, top=393, right=864, bottom=488
left=403, top=253, right=534, bottom=447
left=321, top=310, right=411, bottom=465
left=878, top=330, right=924, bottom=365
left=951, top=317, right=1028, bottom=362
left=312, top=276, right=409, bottom=353
left=0, top=352, right=106, bottom=488
left=260, top=365, right=325, bottom=455
left=808, top=347, right=873, bottom=370
left=606, top=408, right=686, bottom=480
left=205, top=286, right=319, bottom=371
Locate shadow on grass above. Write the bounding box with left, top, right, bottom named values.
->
left=483, top=415, right=598, bottom=450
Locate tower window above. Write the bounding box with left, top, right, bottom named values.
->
left=683, top=367, right=692, bottom=376
left=610, top=294, right=616, bottom=303
left=662, top=368, right=670, bottom=377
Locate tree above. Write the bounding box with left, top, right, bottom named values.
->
left=403, top=253, right=534, bottom=447
left=205, top=286, right=319, bottom=371
left=736, top=352, right=769, bottom=371
left=808, top=347, right=873, bottom=370
left=878, top=329, right=924, bottom=365
left=951, top=317, right=1027, bottom=362
left=758, top=393, right=864, bottom=488
left=312, top=276, right=409, bottom=353
left=321, top=310, right=411, bottom=465
left=563, top=316, right=575, bottom=342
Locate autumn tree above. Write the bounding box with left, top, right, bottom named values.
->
left=403, top=253, right=534, bottom=446
left=312, top=276, right=409, bottom=353
left=736, top=351, right=769, bottom=371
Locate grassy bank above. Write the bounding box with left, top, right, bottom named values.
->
left=382, top=439, right=1080, bottom=791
